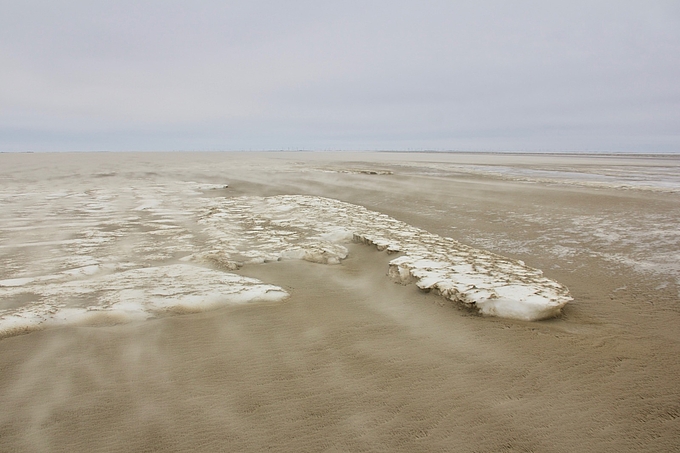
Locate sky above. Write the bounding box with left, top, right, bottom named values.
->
left=1, top=1, right=679, bottom=153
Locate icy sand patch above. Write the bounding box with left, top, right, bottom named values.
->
left=0, top=264, right=287, bottom=337
left=197, top=195, right=572, bottom=321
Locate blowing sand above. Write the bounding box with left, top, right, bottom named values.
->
left=0, top=151, right=679, bottom=452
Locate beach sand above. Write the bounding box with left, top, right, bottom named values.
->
left=0, top=151, right=679, bottom=452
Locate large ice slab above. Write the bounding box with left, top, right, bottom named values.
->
left=198, top=195, right=572, bottom=321
left=1, top=181, right=571, bottom=337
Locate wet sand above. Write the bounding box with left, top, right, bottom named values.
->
left=1, top=152, right=679, bottom=452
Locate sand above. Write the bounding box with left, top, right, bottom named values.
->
left=0, top=151, right=679, bottom=452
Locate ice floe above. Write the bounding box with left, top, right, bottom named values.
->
left=0, top=184, right=572, bottom=337
left=0, top=264, right=288, bottom=337
left=197, top=195, right=572, bottom=321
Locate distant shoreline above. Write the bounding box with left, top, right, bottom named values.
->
left=2, top=149, right=679, bottom=156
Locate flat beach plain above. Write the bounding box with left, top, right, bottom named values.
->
left=1, top=151, right=679, bottom=452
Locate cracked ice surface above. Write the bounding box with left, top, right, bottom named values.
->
left=0, top=181, right=290, bottom=337
left=198, top=195, right=572, bottom=321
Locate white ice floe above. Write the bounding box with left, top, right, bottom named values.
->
left=197, top=195, right=572, bottom=321
left=0, top=264, right=288, bottom=337
left=1, top=185, right=571, bottom=337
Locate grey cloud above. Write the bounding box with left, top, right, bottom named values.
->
left=0, top=1, right=678, bottom=152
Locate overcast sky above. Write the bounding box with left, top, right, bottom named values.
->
left=1, top=1, right=679, bottom=152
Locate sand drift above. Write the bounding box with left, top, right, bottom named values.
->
left=0, top=186, right=571, bottom=337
